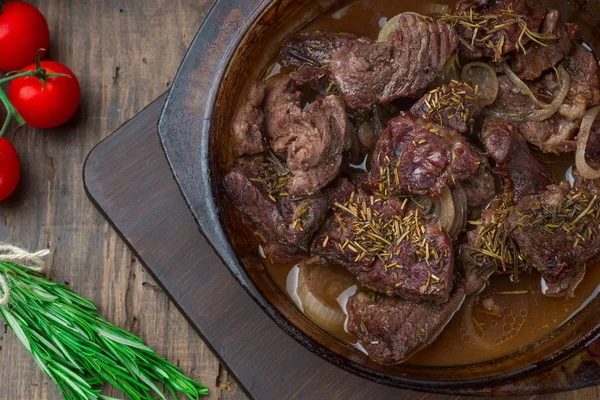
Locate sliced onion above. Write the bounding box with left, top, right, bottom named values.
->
left=378, top=12, right=428, bottom=42
left=461, top=62, right=498, bottom=106
left=487, top=66, right=571, bottom=122
left=450, top=184, right=468, bottom=238
left=576, top=106, right=600, bottom=179
left=434, top=185, right=468, bottom=238
left=296, top=259, right=355, bottom=333
left=439, top=186, right=455, bottom=233
left=358, top=123, right=377, bottom=150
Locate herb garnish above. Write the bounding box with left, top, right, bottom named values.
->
left=515, top=189, right=600, bottom=248
left=420, top=81, right=477, bottom=127
left=463, top=195, right=526, bottom=278
left=249, top=159, right=290, bottom=203
left=439, top=4, right=558, bottom=62
left=333, top=191, right=448, bottom=289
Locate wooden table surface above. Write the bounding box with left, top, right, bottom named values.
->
left=0, top=1, right=599, bottom=399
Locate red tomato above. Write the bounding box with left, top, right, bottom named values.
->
left=8, top=61, right=81, bottom=129
left=0, top=138, right=20, bottom=201
left=0, top=2, right=50, bottom=72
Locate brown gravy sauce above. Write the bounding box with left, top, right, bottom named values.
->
left=247, top=0, right=600, bottom=367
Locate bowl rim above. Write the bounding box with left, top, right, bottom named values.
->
left=157, top=0, right=600, bottom=393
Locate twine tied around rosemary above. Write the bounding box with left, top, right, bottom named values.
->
left=0, top=244, right=50, bottom=306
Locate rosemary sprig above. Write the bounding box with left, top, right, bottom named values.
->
left=0, top=261, right=208, bottom=400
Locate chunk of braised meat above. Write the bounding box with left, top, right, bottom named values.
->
left=231, top=82, right=266, bottom=156
left=481, top=117, right=553, bottom=201
left=329, top=14, right=458, bottom=109
left=461, top=157, right=496, bottom=210
left=517, top=114, right=579, bottom=154
left=311, top=179, right=454, bottom=303
left=346, top=279, right=466, bottom=364
left=280, top=31, right=373, bottom=94
left=447, top=0, right=546, bottom=61
left=507, top=182, right=600, bottom=297
left=572, top=168, right=600, bottom=194
left=288, top=66, right=330, bottom=93
left=488, top=74, right=537, bottom=116
left=264, top=75, right=351, bottom=196
left=561, top=46, right=600, bottom=121
left=410, top=82, right=480, bottom=133
left=489, top=58, right=598, bottom=153
left=460, top=195, right=516, bottom=289
left=224, top=156, right=330, bottom=254
left=364, top=112, right=479, bottom=197
left=279, top=31, right=371, bottom=69
left=509, top=10, right=578, bottom=80
left=585, top=119, right=600, bottom=162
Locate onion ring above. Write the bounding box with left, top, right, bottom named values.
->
left=576, top=106, right=600, bottom=180
left=461, top=62, right=499, bottom=106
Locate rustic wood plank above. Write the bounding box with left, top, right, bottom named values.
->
left=0, top=1, right=599, bottom=399
left=0, top=1, right=243, bottom=399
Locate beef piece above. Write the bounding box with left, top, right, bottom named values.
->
left=572, top=168, right=600, bottom=194
left=231, top=82, right=266, bottom=156
left=586, top=119, right=600, bottom=162
left=487, top=75, right=538, bottom=117
left=517, top=114, right=579, bottom=154
left=289, top=65, right=330, bottom=93
left=364, top=112, right=479, bottom=196
left=481, top=117, right=553, bottom=200
left=346, top=281, right=466, bottom=364
left=410, top=82, right=479, bottom=133
left=329, top=14, right=458, bottom=109
left=330, top=41, right=395, bottom=109
left=507, top=182, right=600, bottom=297
left=264, top=75, right=351, bottom=196
left=279, top=31, right=371, bottom=69
left=450, top=0, right=546, bottom=61
left=488, top=66, right=595, bottom=153
left=281, top=32, right=372, bottom=94
left=224, top=156, right=329, bottom=253
left=312, top=179, right=454, bottom=303
left=509, top=10, right=578, bottom=80
left=560, top=46, right=600, bottom=121
left=514, top=49, right=600, bottom=152
left=564, top=46, right=600, bottom=88
left=460, top=196, right=515, bottom=291
left=462, top=158, right=496, bottom=210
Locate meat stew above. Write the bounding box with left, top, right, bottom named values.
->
left=222, top=0, right=600, bottom=366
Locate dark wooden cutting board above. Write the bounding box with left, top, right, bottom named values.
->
left=83, top=94, right=600, bottom=400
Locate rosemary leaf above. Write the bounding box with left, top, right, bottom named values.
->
left=0, top=261, right=208, bottom=399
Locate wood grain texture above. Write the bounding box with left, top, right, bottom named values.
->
left=0, top=1, right=242, bottom=399
left=0, top=1, right=599, bottom=400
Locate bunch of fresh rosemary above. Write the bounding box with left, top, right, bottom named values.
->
left=0, top=260, right=208, bottom=400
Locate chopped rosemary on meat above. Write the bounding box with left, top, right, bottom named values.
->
left=439, top=4, right=557, bottom=62
left=333, top=192, right=448, bottom=273
left=419, top=81, right=476, bottom=126
left=515, top=189, right=600, bottom=248
left=463, top=195, right=526, bottom=277
left=249, top=167, right=290, bottom=202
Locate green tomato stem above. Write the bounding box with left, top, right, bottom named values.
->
left=0, top=87, right=25, bottom=139
left=0, top=70, right=38, bottom=85
left=0, top=68, right=37, bottom=138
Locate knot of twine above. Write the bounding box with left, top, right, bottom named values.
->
left=0, top=245, right=50, bottom=306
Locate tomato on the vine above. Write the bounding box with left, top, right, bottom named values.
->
left=0, top=138, right=20, bottom=201
left=0, top=2, right=50, bottom=73
left=8, top=61, right=81, bottom=129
